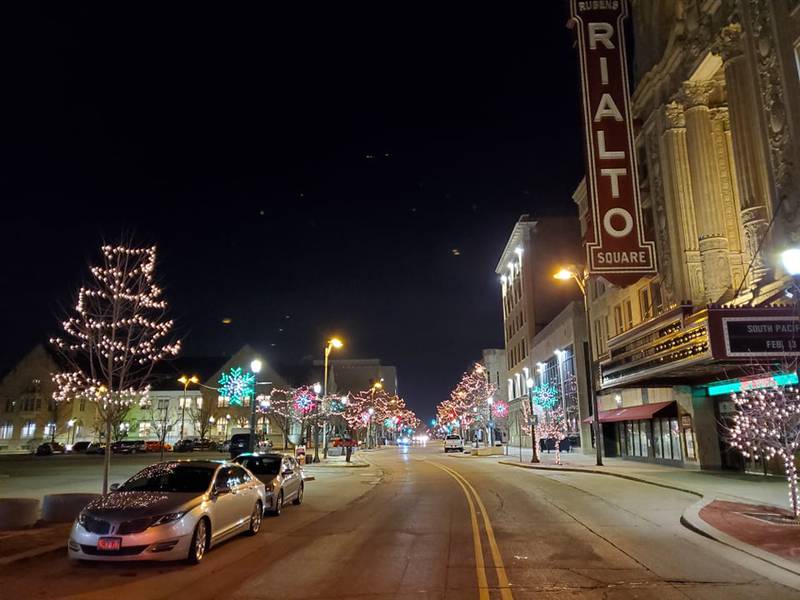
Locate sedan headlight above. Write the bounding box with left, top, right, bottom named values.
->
left=150, top=511, right=186, bottom=527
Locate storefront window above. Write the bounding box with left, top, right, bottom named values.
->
left=639, top=420, right=650, bottom=458
left=653, top=420, right=662, bottom=458
left=660, top=418, right=672, bottom=459
left=670, top=419, right=682, bottom=461
left=626, top=422, right=634, bottom=456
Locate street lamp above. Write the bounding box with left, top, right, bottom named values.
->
left=67, top=418, right=76, bottom=446
left=367, top=407, right=375, bottom=449
left=782, top=247, right=800, bottom=276
left=554, top=265, right=603, bottom=466
left=177, top=374, right=199, bottom=441
left=322, top=337, right=344, bottom=460
left=487, top=397, right=494, bottom=446
left=248, top=360, right=263, bottom=452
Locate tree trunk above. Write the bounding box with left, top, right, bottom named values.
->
left=786, top=454, right=799, bottom=519
left=103, top=418, right=112, bottom=495
left=530, top=427, right=539, bottom=464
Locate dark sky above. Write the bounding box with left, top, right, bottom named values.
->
left=1, top=3, right=584, bottom=421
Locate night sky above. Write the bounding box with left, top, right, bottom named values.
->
left=1, top=3, right=584, bottom=421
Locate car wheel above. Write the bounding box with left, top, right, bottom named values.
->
left=293, top=483, right=304, bottom=506
left=271, top=491, right=284, bottom=516
left=246, top=501, right=262, bottom=536
left=187, top=518, right=209, bottom=564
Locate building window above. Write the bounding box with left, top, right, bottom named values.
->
left=218, top=396, right=230, bottom=408
left=614, top=305, right=623, bottom=335
left=21, top=420, right=37, bottom=438
left=624, top=299, right=634, bottom=330
left=139, top=421, right=152, bottom=437
left=0, top=422, right=12, bottom=439
left=640, top=286, right=652, bottom=320
left=44, top=422, right=56, bottom=437
left=4, top=399, right=13, bottom=412
left=79, top=397, right=87, bottom=411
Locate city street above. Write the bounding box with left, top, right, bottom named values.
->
left=0, top=446, right=797, bottom=599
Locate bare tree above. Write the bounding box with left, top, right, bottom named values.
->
left=51, top=243, right=181, bottom=494
left=189, top=396, right=215, bottom=441
left=267, top=390, right=295, bottom=449
left=147, top=399, right=180, bottom=461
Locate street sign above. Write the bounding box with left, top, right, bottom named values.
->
left=570, top=0, right=656, bottom=285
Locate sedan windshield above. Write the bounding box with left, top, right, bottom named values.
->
left=237, top=456, right=281, bottom=475
left=121, top=463, right=215, bottom=493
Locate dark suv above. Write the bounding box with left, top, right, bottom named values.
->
left=230, top=433, right=253, bottom=458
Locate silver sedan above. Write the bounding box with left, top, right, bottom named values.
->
left=68, top=460, right=266, bottom=564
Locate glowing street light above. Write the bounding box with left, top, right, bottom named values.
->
left=553, top=265, right=602, bottom=466
left=177, top=374, right=199, bottom=440
left=782, top=248, right=800, bottom=276
left=248, top=360, right=263, bottom=452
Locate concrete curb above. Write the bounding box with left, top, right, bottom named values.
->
left=0, top=542, right=64, bottom=567
left=498, top=460, right=702, bottom=498
left=498, top=460, right=800, bottom=579
left=680, top=496, right=800, bottom=578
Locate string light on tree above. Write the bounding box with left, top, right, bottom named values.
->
left=725, top=385, right=800, bottom=519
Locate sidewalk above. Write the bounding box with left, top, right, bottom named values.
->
left=498, top=446, right=800, bottom=576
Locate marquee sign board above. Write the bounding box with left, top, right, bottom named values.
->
left=570, top=0, right=656, bottom=284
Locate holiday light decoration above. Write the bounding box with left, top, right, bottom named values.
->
left=436, top=363, right=496, bottom=439
left=218, top=367, right=255, bottom=406
left=531, top=384, right=559, bottom=410
left=50, top=243, right=181, bottom=494
left=725, top=385, right=800, bottom=518
left=536, top=406, right=567, bottom=465
left=491, top=400, right=509, bottom=418
left=293, top=385, right=319, bottom=415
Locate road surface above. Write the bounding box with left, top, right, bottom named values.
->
left=0, top=445, right=797, bottom=599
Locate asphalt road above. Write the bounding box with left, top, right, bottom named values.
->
left=0, top=446, right=797, bottom=599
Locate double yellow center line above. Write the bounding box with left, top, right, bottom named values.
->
left=431, top=461, right=513, bottom=600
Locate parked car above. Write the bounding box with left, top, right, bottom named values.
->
left=444, top=434, right=464, bottom=453
left=174, top=438, right=217, bottom=452
left=229, top=433, right=270, bottom=458
left=173, top=439, right=196, bottom=453
left=85, top=443, right=106, bottom=455
left=232, top=453, right=304, bottom=516
left=35, top=442, right=66, bottom=456
left=68, top=460, right=266, bottom=564
left=111, top=440, right=146, bottom=454
left=145, top=440, right=172, bottom=453
left=69, top=441, right=92, bottom=453
left=217, top=439, right=231, bottom=453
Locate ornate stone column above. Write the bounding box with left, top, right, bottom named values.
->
left=681, top=80, right=733, bottom=303
left=714, top=22, right=771, bottom=284
left=659, top=102, right=703, bottom=304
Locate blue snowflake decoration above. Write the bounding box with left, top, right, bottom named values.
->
left=218, top=367, right=255, bottom=406
left=531, top=384, right=559, bottom=410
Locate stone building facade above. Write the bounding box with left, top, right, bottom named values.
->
left=573, top=0, right=800, bottom=470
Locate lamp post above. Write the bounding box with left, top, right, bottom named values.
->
left=554, top=266, right=603, bottom=466
left=322, top=337, right=343, bottom=459
left=487, top=397, right=494, bottom=446
left=224, top=414, right=231, bottom=442
left=67, top=418, right=76, bottom=446
left=248, top=360, right=262, bottom=452
left=312, top=382, right=322, bottom=462
left=177, top=375, right=199, bottom=441
left=367, top=407, right=375, bottom=449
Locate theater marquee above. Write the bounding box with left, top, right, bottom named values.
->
left=570, top=0, right=656, bottom=285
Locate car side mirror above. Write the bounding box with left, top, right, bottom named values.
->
left=109, top=483, right=120, bottom=491
left=282, top=468, right=293, bottom=476
left=214, top=483, right=231, bottom=496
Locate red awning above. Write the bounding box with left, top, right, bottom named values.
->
left=583, top=401, right=674, bottom=424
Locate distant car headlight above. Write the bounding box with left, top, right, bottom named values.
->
left=150, top=511, right=187, bottom=527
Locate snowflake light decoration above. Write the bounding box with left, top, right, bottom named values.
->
left=532, top=384, right=559, bottom=410
left=293, top=386, right=318, bottom=415
left=491, top=400, right=509, bottom=418
left=218, top=367, right=255, bottom=406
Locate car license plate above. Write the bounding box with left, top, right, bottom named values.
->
left=97, top=537, right=122, bottom=551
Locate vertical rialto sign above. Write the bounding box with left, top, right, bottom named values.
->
left=570, top=0, right=656, bottom=284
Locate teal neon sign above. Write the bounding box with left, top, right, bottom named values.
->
left=707, top=372, right=798, bottom=396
